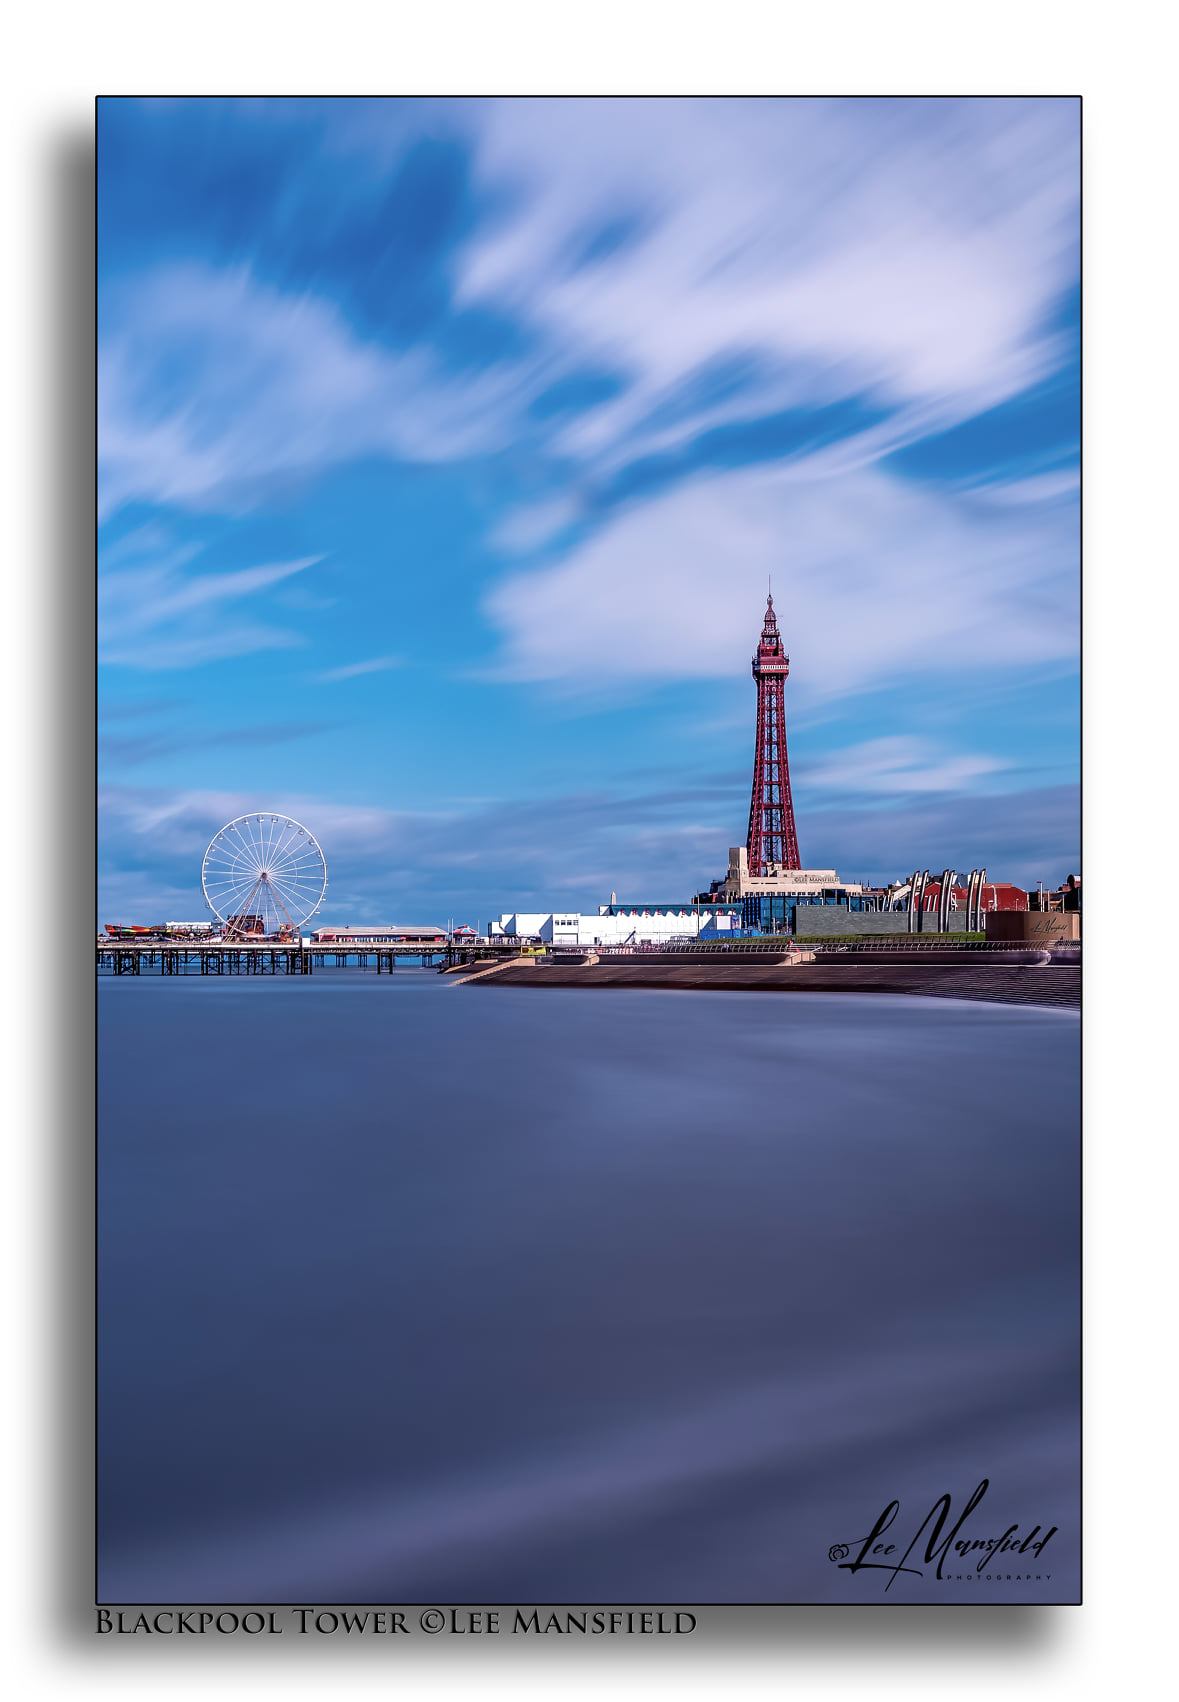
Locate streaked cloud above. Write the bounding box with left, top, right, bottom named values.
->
left=313, top=655, right=404, bottom=683
left=457, top=97, right=1078, bottom=468
left=98, top=98, right=1078, bottom=523
left=486, top=460, right=1078, bottom=693
left=100, top=722, right=332, bottom=768
left=799, top=737, right=1008, bottom=796
left=98, top=261, right=540, bottom=518
left=99, top=698, right=187, bottom=722
left=98, top=529, right=321, bottom=668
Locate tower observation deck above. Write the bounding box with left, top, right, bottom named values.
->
left=746, top=592, right=801, bottom=873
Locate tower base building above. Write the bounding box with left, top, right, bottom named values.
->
left=718, top=845, right=863, bottom=904
left=698, top=847, right=876, bottom=934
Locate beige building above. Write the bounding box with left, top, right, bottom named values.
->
left=718, top=846, right=865, bottom=903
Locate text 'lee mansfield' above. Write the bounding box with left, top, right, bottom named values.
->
left=827, top=1480, right=1058, bottom=1590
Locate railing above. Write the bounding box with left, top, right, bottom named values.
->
left=812, top=938, right=1078, bottom=955
left=97, top=939, right=532, bottom=977
left=593, top=939, right=805, bottom=956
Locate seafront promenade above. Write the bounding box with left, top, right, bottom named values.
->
left=470, top=955, right=1080, bottom=1009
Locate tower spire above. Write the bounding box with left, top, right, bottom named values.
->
left=746, top=590, right=801, bottom=872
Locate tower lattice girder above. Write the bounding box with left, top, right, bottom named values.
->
left=746, top=593, right=801, bottom=873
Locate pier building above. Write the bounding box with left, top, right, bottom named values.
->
left=104, top=922, right=215, bottom=939
left=310, top=925, right=447, bottom=945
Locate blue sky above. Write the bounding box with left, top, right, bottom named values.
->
left=98, top=96, right=1079, bottom=927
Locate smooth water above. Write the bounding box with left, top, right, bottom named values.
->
left=97, top=972, right=1080, bottom=1604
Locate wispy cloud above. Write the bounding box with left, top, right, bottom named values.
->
left=800, top=785, right=1080, bottom=887
left=456, top=97, right=1078, bottom=468
left=100, top=723, right=331, bottom=767
left=313, top=655, right=403, bottom=683
left=97, top=100, right=1078, bottom=525
left=98, top=698, right=187, bottom=722
left=98, top=262, right=538, bottom=518
left=799, top=737, right=1007, bottom=796
left=98, top=528, right=322, bottom=668
left=486, top=460, right=1078, bottom=693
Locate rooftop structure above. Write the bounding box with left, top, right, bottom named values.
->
left=103, top=922, right=215, bottom=938
left=310, top=925, right=447, bottom=943
left=716, top=846, right=863, bottom=902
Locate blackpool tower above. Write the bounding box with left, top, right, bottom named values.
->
left=745, top=591, right=801, bottom=872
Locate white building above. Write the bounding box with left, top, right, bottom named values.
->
left=489, top=903, right=743, bottom=948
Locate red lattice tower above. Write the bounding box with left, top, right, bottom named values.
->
left=746, top=592, right=801, bottom=873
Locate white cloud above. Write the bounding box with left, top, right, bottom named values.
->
left=457, top=97, right=1079, bottom=465
left=971, top=470, right=1080, bottom=506
left=314, top=655, right=403, bottom=682
left=99, top=529, right=321, bottom=668
left=487, top=495, right=583, bottom=553
left=799, top=737, right=1007, bottom=795
left=99, top=785, right=406, bottom=858
left=486, top=459, right=1078, bottom=694
left=98, top=265, right=537, bottom=517
left=97, top=101, right=1078, bottom=522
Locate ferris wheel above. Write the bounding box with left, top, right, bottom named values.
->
left=201, top=813, right=327, bottom=940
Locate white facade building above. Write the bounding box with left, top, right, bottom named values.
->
left=489, top=903, right=742, bottom=948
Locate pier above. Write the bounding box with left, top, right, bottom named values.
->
left=95, top=940, right=540, bottom=976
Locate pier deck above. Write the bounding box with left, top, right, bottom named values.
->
left=96, top=943, right=448, bottom=975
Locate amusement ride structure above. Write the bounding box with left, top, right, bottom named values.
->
left=201, top=813, right=328, bottom=940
